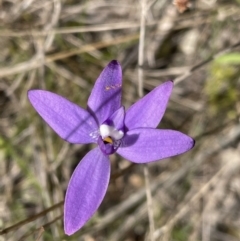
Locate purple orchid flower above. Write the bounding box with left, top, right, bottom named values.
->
left=28, top=60, right=195, bottom=235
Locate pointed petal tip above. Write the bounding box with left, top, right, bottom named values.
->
left=190, top=137, right=196, bottom=149
left=27, top=89, right=43, bottom=102
left=162, top=80, right=174, bottom=93
left=27, top=90, right=32, bottom=101
left=106, top=60, right=121, bottom=72
left=27, top=89, right=40, bottom=103
left=168, top=80, right=174, bottom=86
left=108, top=59, right=120, bottom=66
left=177, top=133, right=195, bottom=152
left=165, top=80, right=174, bottom=87
left=64, top=222, right=80, bottom=236
left=27, top=89, right=35, bottom=98
left=64, top=226, right=75, bottom=236
left=63, top=207, right=86, bottom=236
left=161, top=80, right=174, bottom=96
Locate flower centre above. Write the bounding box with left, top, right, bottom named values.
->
left=98, top=124, right=124, bottom=155
left=99, top=124, right=124, bottom=141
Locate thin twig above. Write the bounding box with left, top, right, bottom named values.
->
left=143, top=165, right=155, bottom=241
left=138, top=0, right=155, bottom=240
left=0, top=34, right=138, bottom=78
left=19, top=215, right=62, bottom=241
left=0, top=21, right=158, bottom=37
left=138, top=0, right=145, bottom=97
left=0, top=201, right=63, bottom=235
left=35, top=227, right=44, bottom=241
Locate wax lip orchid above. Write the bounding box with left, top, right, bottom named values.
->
left=28, top=60, right=195, bottom=235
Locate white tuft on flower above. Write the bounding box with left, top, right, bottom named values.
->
left=99, top=124, right=124, bottom=140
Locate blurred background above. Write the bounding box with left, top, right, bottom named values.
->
left=0, top=0, right=240, bottom=240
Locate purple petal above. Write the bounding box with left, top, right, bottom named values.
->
left=105, top=106, right=125, bottom=130
left=28, top=90, right=98, bottom=144
left=117, top=128, right=195, bottom=163
left=87, top=60, right=122, bottom=125
left=125, top=81, right=173, bottom=130
left=64, top=147, right=110, bottom=235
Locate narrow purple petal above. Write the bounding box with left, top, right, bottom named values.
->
left=117, top=128, right=195, bottom=163
left=105, top=106, right=125, bottom=130
left=28, top=90, right=98, bottom=144
left=64, top=148, right=110, bottom=235
left=125, top=81, right=173, bottom=130
left=87, top=60, right=122, bottom=124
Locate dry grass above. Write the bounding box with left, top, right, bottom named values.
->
left=0, top=0, right=240, bottom=240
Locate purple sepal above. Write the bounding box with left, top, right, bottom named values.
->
left=125, top=81, right=173, bottom=129
left=28, top=90, right=98, bottom=144
left=117, top=128, right=195, bottom=163
left=87, top=60, right=122, bottom=124
left=64, top=147, right=110, bottom=235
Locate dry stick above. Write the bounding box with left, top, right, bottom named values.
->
left=0, top=21, right=158, bottom=37
left=19, top=215, right=62, bottom=241
left=143, top=166, right=155, bottom=241
left=46, top=34, right=138, bottom=62
left=43, top=0, right=61, bottom=51
left=138, top=0, right=155, bottom=240
left=0, top=201, right=63, bottom=235
left=35, top=227, right=44, bottom=241
left=138, top=1, right=145, bottom=97
left=0, top=34, right=138, bottom=78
